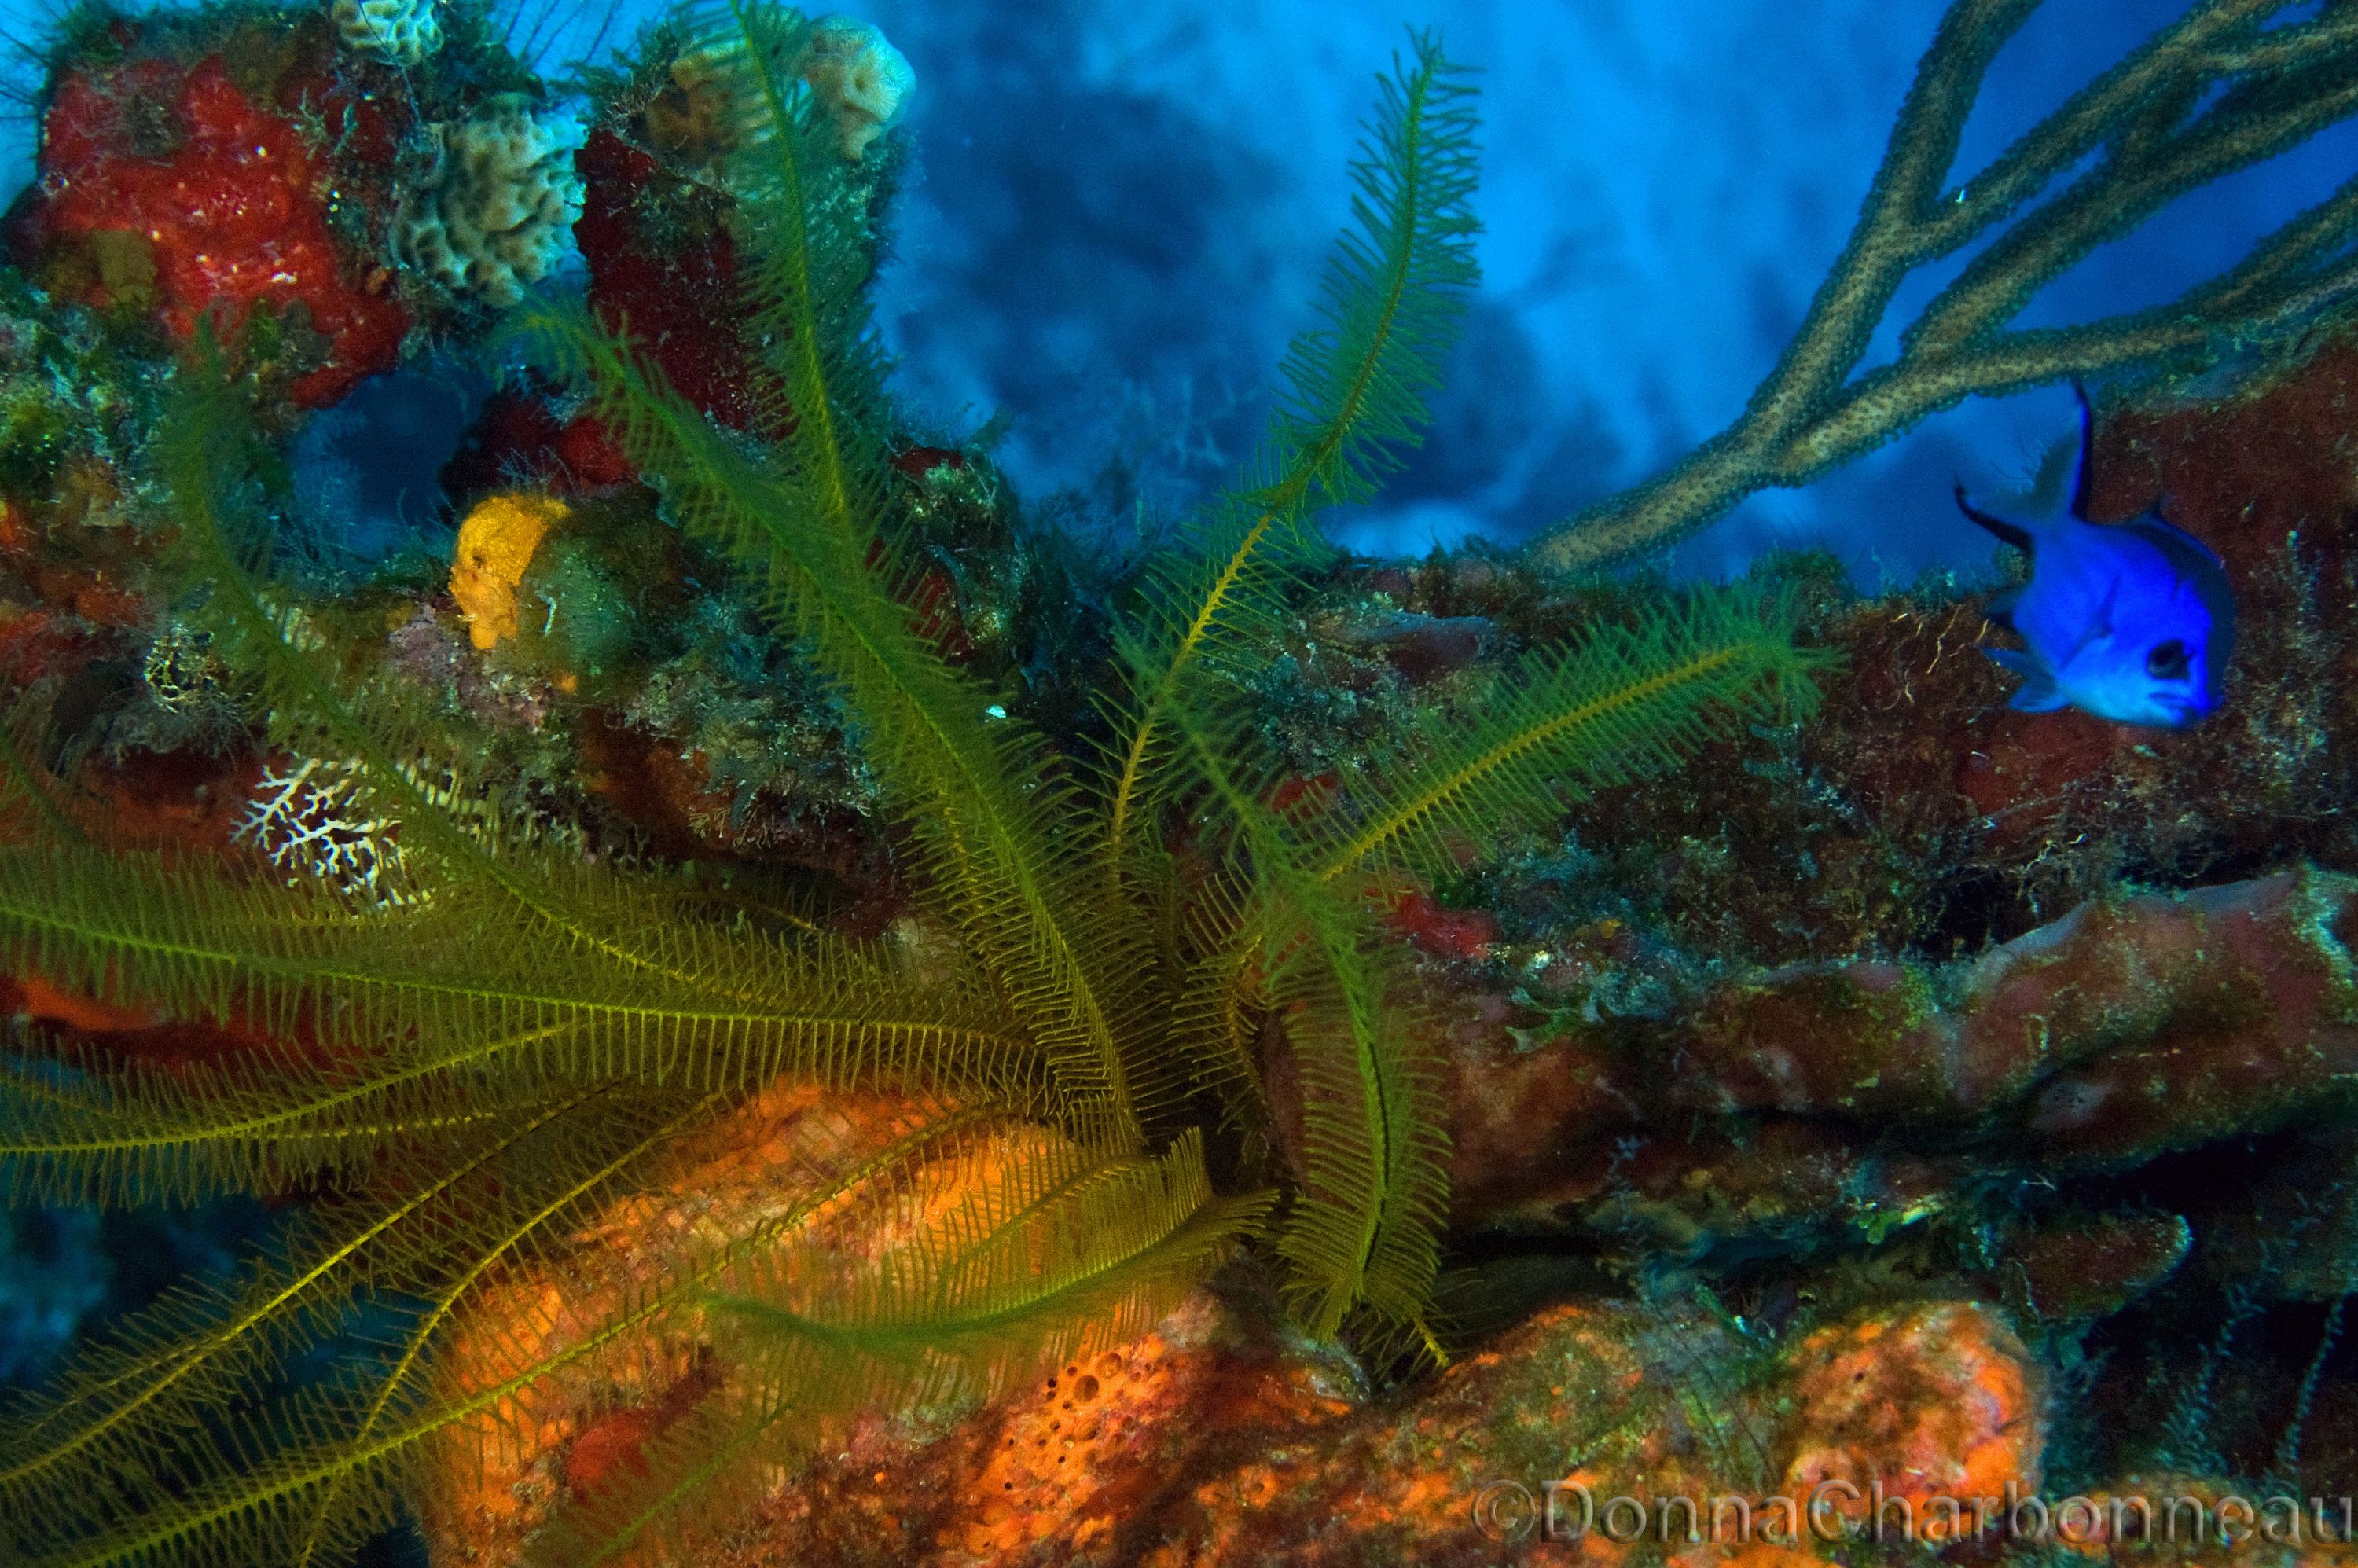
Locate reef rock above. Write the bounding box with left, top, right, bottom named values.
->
left=427, top=1148, right=2059, bottom=1568
left=1442, top=865, right=2358, bottom=1249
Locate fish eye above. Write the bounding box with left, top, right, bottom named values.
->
left=2146, top=638, right=2191, bottom=681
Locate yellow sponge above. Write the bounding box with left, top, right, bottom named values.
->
left=450, top=492, right=568, bottom=650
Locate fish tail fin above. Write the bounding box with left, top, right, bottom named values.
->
left=1984, top=646, right=2066, bottom=711
left=1954, top=483, right=2033, bottom=553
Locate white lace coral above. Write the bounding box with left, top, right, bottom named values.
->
left=235, top=756, right=412, bottom=905
left=391, top=101, right=583, bottom=308
left=329, top=0, right=442, bottom=66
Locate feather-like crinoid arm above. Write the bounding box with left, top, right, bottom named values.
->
left=523, top=1127, right=1269, bottom=1566
left=0, top=1026, right=582, bottom=1208
left=0, top=833, right=1047, bottom=1209
left=1162, top=692, right=1448, bottom=1356
left=2, top=1095, right=1248, bottom=1568
left=1100, top=33, right=1482, bottom=861
left=1131, top=589, right=1826, bottom=1351
left=513, top=4, right=1154, bottom=1157
left=1309, top=582, right=1836, bottom=884
left=1263, top=30, right=1482, bottom=513
left=0, top=1083, right=714, bottom=1566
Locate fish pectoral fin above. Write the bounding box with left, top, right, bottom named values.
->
left=2068, top=380, right=2095, bottom=520
left=2088, top=575, right=2119, bottom=641
left=1984, top=646, right=2069, bottom=712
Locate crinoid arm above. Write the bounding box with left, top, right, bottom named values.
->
left=512, top=0, right=1150, bottom=1155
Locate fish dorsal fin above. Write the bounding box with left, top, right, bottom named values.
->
left=2069, top=381, right=2095, bottom=520
left=2122, top=511, right=2226, bottom=586
left=1954, top=483, right=2033, bottom=553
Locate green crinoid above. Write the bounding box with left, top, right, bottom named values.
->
left=0, top=5, right=1829, bottom=1562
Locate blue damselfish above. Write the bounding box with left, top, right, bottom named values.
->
left=1955, top=391, right=2235, bottom=729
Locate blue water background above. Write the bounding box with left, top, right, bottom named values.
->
left=0, top=0, right=2352, bottom=584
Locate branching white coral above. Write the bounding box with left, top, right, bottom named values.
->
left=329, top=0, right=442, bottom=66
left=799, top=15, right=913, bottom=162
left=391, top=101, right=583, bottom=309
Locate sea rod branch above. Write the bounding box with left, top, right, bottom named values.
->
left=1526, top=0, right=2358, bottom=576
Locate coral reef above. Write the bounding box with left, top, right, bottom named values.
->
left=418, top=1092, right=2059, bottom=1568
left=1776, top=1301, right=2044, bottom=1525
left=549, top=9, right=907, bottom=442
left=6, top=0, right=567, bottom=413
left=1188, top=311, right=2358, bottom=1548
left=567, top=123, right=755, bottom=430
left=6, top=2, right=2358, bottom=1566
left=414, top=1089, right=1329, bottom=1564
